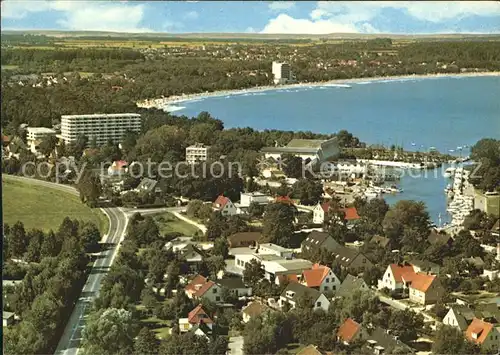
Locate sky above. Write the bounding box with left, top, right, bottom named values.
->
left=2, top=1, right=500, bottom=35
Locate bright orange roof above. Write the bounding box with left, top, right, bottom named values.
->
left=342, top=207, right=360, bottom=221
left=302, top=264, right=331, bottom=288
left=336, top=318, right=361, bottom=343
left=214, top=195, right=230, bottom=209
left=188, top=304, right=213, bottom=324
left=389, top=264, right=416, bottom=283
left=185, top=274, right=207, bottom=294
left=193, top=280, right=215, bottom=297
left=408, top=273, right=436, bottom=293
left=465, top=318, right=494, bottom=344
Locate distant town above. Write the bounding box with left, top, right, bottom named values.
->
left=2, top=29, right=500, bottom=355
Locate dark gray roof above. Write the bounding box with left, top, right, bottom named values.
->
left=301, top=231, right=340, bottom=251
left=331, top=245, right=368, bottom=269
left=370, top=235, right=391, bottom=248
left=336, top=274, right=369, bottom=298
left=448, top=305, right=480, bottom=331
left=364, top=327, right=414, bottom=354
left=227, top=232, right=262, bottom=244
left=218, top=277, right=249, bottom=290
left=428, top=230, right=452, bottom=246
left=179, top=244, right=204, bottom=259
left=447, top=303, right=500, bottom=332
left=137, top=178, right=158, bottom=192
left=281, top=282, right=322, bottom=302
left=463, top=257, right=485, bottom=268
left=189, top=322, right=212, bottom=336
left=409, top=259, right=439, bottom=271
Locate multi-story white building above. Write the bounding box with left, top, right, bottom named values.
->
left=272, top=61, right=292, bottom=85
left=26, top=127, right=57, bottom=153
left=186, top=143, right=212, bottom=164
left=60, top=113, right=141, bottom=146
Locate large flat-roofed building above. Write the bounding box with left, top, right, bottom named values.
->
left=272, top=61, right=292, bottom=85
left=26, top=127, right=57, bottom=153
left=261, top=137, right=339, bottom=163
left=60, top=113, right=141, bottom=146
left=186, top=143, right=212, bottom=164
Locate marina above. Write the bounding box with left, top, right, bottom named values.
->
left=180, top=76, right=499, bottom=224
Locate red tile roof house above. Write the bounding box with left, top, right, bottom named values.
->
left=301, top=264, right=341, bottom=293
left=213, top=195, right=238, bottom=216
left=378, top=263, right=416, bottom=291
left=465, top=318, right=500, bottom=351
left=184, top=275, right=222, bottom=303
left=178, top=304, right=214, bottom=333
left=336, top=318, right=366, bottom=345
left=406, top=272, right=445, bottom=305
left=312, top=202, right=360, bottom=225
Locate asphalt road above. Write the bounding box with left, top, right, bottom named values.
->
left=54, top=206, right=128, bottom=355
left=2, top=175, right=128, bottom=355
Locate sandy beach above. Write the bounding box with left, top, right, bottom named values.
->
left=136, top=71, right=500, bottom=110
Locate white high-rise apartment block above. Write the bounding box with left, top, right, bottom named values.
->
left=186, top=143, right=211, bottom=164
left=60, top=113, right=141, bottom=146
left=272, top=61, right=292, bottom=85
left=26, top=127, right=57, bottom=153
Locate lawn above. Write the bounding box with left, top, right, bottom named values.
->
left=3, top=178, right=109, bottom=233
left=1, top=65, right=19, bottom=70
left=137, top=305, right=172, bottom=340
left=153, top=212, right=201, bottom=237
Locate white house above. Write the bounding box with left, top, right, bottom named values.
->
left=377, top=263, right=416, bottom=290
left=279, top=282, right=330, bottom=312
left=184, top=275, right=222, bottom=302
left=179, top=304, right=213, bottom=333
left=213, top=195, right=238, bottom=216
left=234, top=253, right=312, bottom=283
left=3, top=311, right=14, bottom=327
left=443, top=305, right=478, bottom=331
left=313, top=203, right=361, bottom=225
left=240, top=192, right=271, bottom=207
left=257, top=243, right=293, bottom=259
left=301, top=263, right=341, bottom=293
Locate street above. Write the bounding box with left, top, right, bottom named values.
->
left=54, top=206, right=128, bottom=355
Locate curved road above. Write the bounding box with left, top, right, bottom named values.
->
left=3, top=175, right=128, bottom=355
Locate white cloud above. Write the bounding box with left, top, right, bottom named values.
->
left=1, top=0, right=152, bottom=32
left=268, top=1, right=295, bottom=12
left=262, top=1, right=500, bottom=34
left=183, top=11, right=199, bottom=20
left=313, top=1, right=500, bottom=23
left=261, top=14, right=364, bottom=34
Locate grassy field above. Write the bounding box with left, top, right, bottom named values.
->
left=152, top=212, right=200, bottom=237
left=3, top=179, right=109, bottom=233
left=1, top=65, right=19, bottom=70
left=137, top=304, right=172, bottom=339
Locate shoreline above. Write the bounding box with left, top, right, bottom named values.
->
left=136, top=71, right=500, bottom=110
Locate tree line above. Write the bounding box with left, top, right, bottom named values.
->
left=3, top=218, right=98, bottom=354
